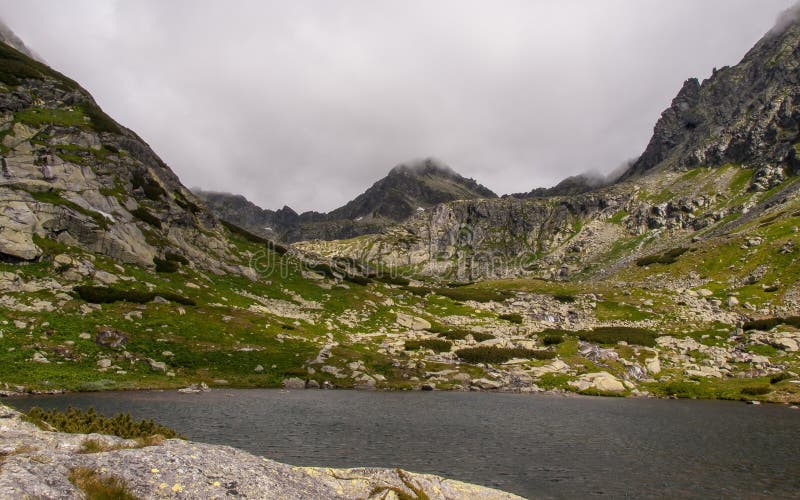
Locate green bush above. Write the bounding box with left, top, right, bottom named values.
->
left=743, top=316, right=800, bottom=331
left=404, top=338, right=452, bottom=353
left=130, top=207, right=161, bottom=229
left=372, top=274, right=411, bottom=286
left=164, top=251, right=189, bottom=265
left=153, top=258, right=178, bottom=273
left=455, top=346, right=555, bottom=364
left=69, top=467, right=137, bottom=500
left=636, top=247, right=689, bottom=266
left=436, top=328, right=494, bottom=342
left=401, top=286, right=432, bottom=297
left=25, top=406, right=180, bottom=439
left=578, top=327, right=657, bottom=347
left=131, top=173, right=165, bottom=201
left=434, top=287, right=512, bottom=303
left=499, top=313, right=523, bottom=324
left=770, top=373, right=792, bottom=384
left=542, top=334, right=564, bottom=346
left=740, top=386, right=771, bottom=396
left=80, top=101, right=121, bottom=134
left=553, top=294, right=576, bottom=303
left=75, top=285, right=195, bottom=306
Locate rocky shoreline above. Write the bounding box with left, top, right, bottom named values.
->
left=0, top=403, right=522, bottom=499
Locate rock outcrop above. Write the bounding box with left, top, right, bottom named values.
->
left=0, top=404, right=520, bottom=499
left=0, top=40, right=242, bottom=275
left=196, top=158, right=497, bottom=243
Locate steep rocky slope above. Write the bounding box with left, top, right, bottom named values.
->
left=0, top=41, right=246, bottom=276
left=296, top=10, right=800, bottom=285
left=195, top=158, right=496, bottom=242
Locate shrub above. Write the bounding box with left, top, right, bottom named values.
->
left=401, top=286, right=431, bottom=297
left=164, top=251, right=189, bottom=265
left=130, top=207, right=161, bottom=229
left=344, top=274, right=371, bottom=286
left=80, top=101, right=122, bottom=134
left=25, top=406, right=181, bottom=439
left=743, top=316, right=800, bottom=331
left=436, top=329, right=494, bottom=342
left=455, top=346, right=555, bottom=364
left=75, top=285, right=195, bottom=306
left=404, top=338, right=452, bottom=353
left=131, top=173, right=165, bottom=201
left=153, top=257, right=178, bottom=273
left=636, top=247, right=689, bottom=266
left=740, top=386, right=771, bottom=396
left=434, top=287, right=512, bottom=303
left=372, top=274, right=411, bottom=286
left=770, top=372, right=793, bottom=384
left=499, top=313, right=523, bottom=324
left=578, top=327, right=657, bottom=347
left=553, top=294, right=576, bottom=303
left=542, top=335, right=564, bottom=346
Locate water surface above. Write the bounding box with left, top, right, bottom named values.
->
left=8, top=390, right=799, bottom=499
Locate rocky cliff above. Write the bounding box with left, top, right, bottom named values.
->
left=0, top=40, right=247, bottom=275
left=297, top=10, right=800, bottom=282
left=0, top=404, right=520, bottom=499
left=196, top=158, right=497, bottom=243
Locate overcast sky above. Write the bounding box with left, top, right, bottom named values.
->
left=0, top=1, right=795, bottom=212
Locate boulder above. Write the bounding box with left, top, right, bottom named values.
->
left=282, top=377, right=306, bottom=390
left=95, top=329, right=127, bottom=348
left=395, top=312, right=431, bottom=331
left=645, top=357, right=661, bottom=375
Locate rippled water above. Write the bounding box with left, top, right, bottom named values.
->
left=8, top=390, right=800, bottom=499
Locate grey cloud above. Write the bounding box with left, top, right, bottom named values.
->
left=0, top=0, right=795, bottom=211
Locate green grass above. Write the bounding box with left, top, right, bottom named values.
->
left=433, top=287, right=513, bottom=303
left=16, top=107, right=88, bottom=128
left=68, top=467, right=138, bottom=500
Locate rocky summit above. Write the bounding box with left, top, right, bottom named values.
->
left=195, top=157, right=496, bottom=243
left=0, top=403, right=519, bottom=499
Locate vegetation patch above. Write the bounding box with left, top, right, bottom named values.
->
left=552, top=294, right=575, bottom=303
left=455, top=346, right=555, bottom=364
left=434, top=328, right=494, bottom=342
left=130, top=207, right=161, bottom=229
left=433, top=287, right=512, bottom=303
left=401, top=286, right=431, bottom=297
left=740, top=386, right=771, bottom=396
left=498, top=313, right=523, bottom=324
left=74, top=285, right=195, bottom=306
left=578, top=327, right=657, bottom=347
left=25, top=406, right=181, bottom=439
left=636, top=247, right=690, bottom=266
left=743, top=316, right=800, bottom=331
left=404, top=338, right=452, bottom=353
left=131, top=173, right=166, bottom=201
left=69, top=467, right=138, bottom=500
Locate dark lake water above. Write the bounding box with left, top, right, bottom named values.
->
left=7, top=390, right=800, bottom=499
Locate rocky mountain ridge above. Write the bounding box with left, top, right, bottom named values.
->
left=195, top=157, right=497, bottom=243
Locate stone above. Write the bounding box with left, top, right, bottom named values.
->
left=471, top=378, right=503, bottom=390
left=254, top=364, right=264, bottom=372
left=696, top=289, right=714, bottom=297
left=147, top=358, right=168, bottom=373
left=96, top=358, right=112, bottom=369
left=282, top=377, right=306, bottom=390
left=31, top=352, right=48, bottom=364
left=645, top=357, right=661, bottom=375
left=305, top=379, right=320, bottom=389
left=726, top=296, right=739, bottom=307
left=95, top=329, right=128, bottom=348
left=569, top=372, right=626, bottom=392
left=395, top=312, right=431, bottom=331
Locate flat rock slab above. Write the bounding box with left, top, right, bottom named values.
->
left=0, top=404, right=521, bottom=499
